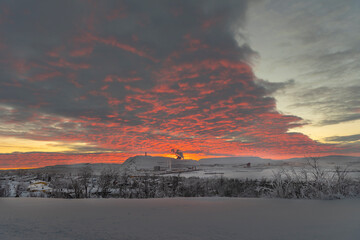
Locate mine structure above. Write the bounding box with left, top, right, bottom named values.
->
left=171, top=149, right=184, bottom=160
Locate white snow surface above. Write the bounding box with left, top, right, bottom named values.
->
left=117, top=155, right=360, bottom=179
left=0, top=198, right=359, bottom=240
left=199, top=156, right=276, bottom=165
left=121, top=155, right=199, bottom=173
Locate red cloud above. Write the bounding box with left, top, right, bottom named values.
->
left=48, top=58, right=90, bottom=70
left=29, top=71, right=62, bottom=82
left=69, top=46, right=94, bottom=57
left=104, top=75, right=142, bottom=83
left=87, top=33, right=158, bottom=62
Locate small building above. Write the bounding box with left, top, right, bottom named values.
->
left=27, top=180, right=52, bottom=193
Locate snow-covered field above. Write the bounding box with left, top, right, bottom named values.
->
left=0, top=198, right=359, bottom=240
left=129, top=155, right=360, bottom=179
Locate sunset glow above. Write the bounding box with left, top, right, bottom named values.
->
left=0, top=1, right=359, bottom=169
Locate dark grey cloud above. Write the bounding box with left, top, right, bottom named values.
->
left=250, top=0, right=360, bottom=127
left=291, top=85, right=360, bottom=125
left=325, top=134, right=360, bottom=143
left=255, top=79, right=295, bottom=95
left=0, top=0, right=253, bottom=120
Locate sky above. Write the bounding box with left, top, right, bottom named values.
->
left=0, top=0, right=359, bottom=169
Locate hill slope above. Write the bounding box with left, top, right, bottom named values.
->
left=121, top=155, right=199, bottom=173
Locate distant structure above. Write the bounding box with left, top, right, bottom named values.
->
left=171, top=149, right=184, bottom=160
left=168, top=149, right=184, bottom=171
left=168, top=159, right=172, bottom=170
left=240, top=162, right=251, bottom=168
left=27, top=180, right=52, bottom=193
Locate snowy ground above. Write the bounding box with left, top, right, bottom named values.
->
left=1, top=198, right=359, bottom=240
left=122, top=155, right=360, bottom=180
left=166, top=164, right=360, bottom=180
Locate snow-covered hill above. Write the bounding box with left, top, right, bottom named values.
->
left=29, top=163, right=122, bottom=175
left=121, top=155, right=199, bottom=173
left=9, top=155, right=359, bottom=179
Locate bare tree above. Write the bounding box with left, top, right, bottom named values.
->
left=118, top=171, right=130, bottom=197
left=50, top=177, right=66, bottom=198
left=0, top=184, right=10, bottom=197
left=70, top=177, right=82, bottom=198
left=79, top=165, right=93, bottom=198
left=331, top=165, right=350, bottom=196
left=98, top=167, right=118, bottom=198
left=306, top=157, right=326, bottom=182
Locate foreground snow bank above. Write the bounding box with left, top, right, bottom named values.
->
left=0, top=198, right=359, bottom=240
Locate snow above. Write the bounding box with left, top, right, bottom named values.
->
left=199, top=156, right=276, bottom=165
left=0, top=198, right=359, bottom=240
left=161, top=155, right=360, bottom=179
left=117, top=155, right=283, bottom=179
left=121, top=155, right=199, bottom=173
left=114, top=155, right=360, bottom=180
